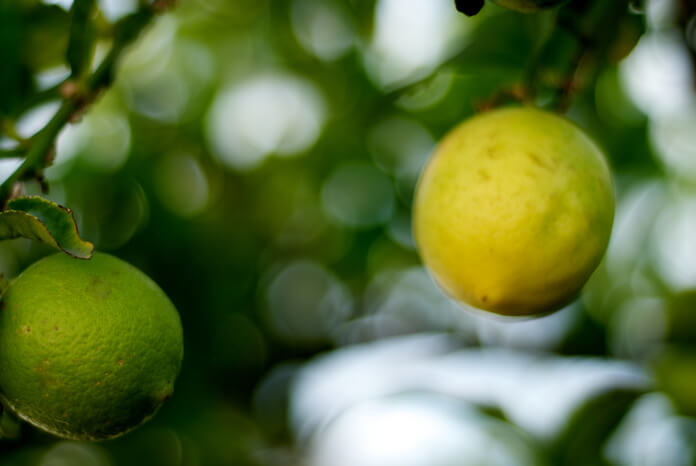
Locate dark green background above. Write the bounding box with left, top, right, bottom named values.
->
left=1, top=0, right=696, bottom=464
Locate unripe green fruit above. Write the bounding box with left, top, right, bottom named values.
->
left=0, top=253, right=183, bottom=440
left=491, top=0, right=569, bottom=13
left=413, top=107, right=614, bottom=316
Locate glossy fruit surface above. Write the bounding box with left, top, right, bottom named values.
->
left=413, top=107, right=614, bottom=316
left=0, top=252, right=183, bottom=440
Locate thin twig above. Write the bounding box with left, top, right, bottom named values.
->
left=0, top=149, right=25, bottom=159
left=0, top=5, right=161, bottom=206
left=548, top=0, right=630, bottom=111
left=13, top=79, right=71, bottom=118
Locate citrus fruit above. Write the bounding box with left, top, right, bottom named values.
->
left=413, top=107, right=614, bottom=316
left=0, top=252, right=183, bottom=440
left=491, top=0, right=569, bottom=13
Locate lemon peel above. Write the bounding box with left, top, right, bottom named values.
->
left=413, top=107, right=614, bottom=316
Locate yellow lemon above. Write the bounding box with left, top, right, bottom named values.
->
left=0, top=252, right=183, bottom=440
left=413, top=107, right=614, bottom=316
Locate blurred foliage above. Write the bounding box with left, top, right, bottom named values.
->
left=1, top=0, right=696, bottom=465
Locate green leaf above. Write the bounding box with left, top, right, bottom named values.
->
left=67, top=0, right=97, bottom=77
left=0, top=196, right=93, bottom=259
left=547, top=387, right=644, bottom=466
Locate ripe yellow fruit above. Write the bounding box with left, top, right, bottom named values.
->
left=0, top=253, right=183, bottom=440
left=491, top=0, right=568, bottom=13
left=413, top=107, right=614, bottom=316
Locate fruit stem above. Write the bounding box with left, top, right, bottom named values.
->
left=547, top=0, right=631, bottom=112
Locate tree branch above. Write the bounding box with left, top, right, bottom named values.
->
left=0, top=5, right=162, bottom=206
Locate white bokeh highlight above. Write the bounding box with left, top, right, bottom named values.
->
left=291, top=0, right=355, bottom=61
left=321, top=162, right=395, bottom=228
left=154, top=154, right=210, bottom=218
left=15, top=101, right=61, bottom=139
left=266, top=260, right=352, bottom=345
left=606, top=393, right=696, bottom=466
left=365, top=0, right=469, bottom=88
left=650, top=110, right=696, bottom=180
left=368, top=115, right=434, bottom=183
left=308, top=396, right=539, bottom=466
left=652, top=192, right=696, bottom=292
left=620, top=31, right=695, bottom=119
left=291, top=335, right=649, bottom=445
left=206, top=74, right=326, bottom=171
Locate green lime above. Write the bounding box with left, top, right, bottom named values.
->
left=0, top=252, right=183, bottom=440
